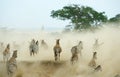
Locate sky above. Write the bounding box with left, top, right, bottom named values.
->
left=0, top=0, right=120, bottom=31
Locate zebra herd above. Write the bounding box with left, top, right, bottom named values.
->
left=0, top=38, right=119, bottom=77
left=2, top=43, right=17, bottom=77
left=53, top=39, right=103, bottom=72
left=52, top=39, right=102, bottom=72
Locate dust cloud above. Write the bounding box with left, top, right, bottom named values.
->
left=0, top=24, right=120, bottom=77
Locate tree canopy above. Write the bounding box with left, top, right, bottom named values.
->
left=51, top=4, right=108, bottom=31
left=109, top=14, right=120, bottom=23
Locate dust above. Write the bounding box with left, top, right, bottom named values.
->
left=0, top=24, right=120, bottom=77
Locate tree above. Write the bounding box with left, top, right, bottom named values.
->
left=51, top=4, right=108, bottom=31
left=109, top=14, right=120, bottom=23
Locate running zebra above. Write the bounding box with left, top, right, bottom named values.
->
left=7, top=50, right=17, bottom=77
left=71, top=46, right=78, bottom=64
left=53, top=39, right=62, bottom=61
left=3, top=44, right=10, bottom=63
left=88, top=52, right=97, bottom=68
left=29, top=39, right=39, bottom=56
left=88, top=52, right=102, bottom=72
left=93, top=39, right=104, bottom=52
left=70, top=41, right=83, bottom=64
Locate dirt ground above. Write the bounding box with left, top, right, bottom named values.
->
left=0, top=26, right=120, bottom=77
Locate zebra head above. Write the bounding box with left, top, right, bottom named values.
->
left=12, top=50, right=17, bottom=58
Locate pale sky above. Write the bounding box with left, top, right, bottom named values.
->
left=0, top=0, right=120, bottom=30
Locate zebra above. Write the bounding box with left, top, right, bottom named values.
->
left=3, top=44, right=10, bottom=63
left=88, top=52, right=97, bottom=68
left=71, top=41, right=83, bottom=57
left=70, top=41, right=83, bottom=64
left=88, top=52, right=102, bottom=72
left=76, top=41, right=83, bottom=56
left=53, top=39, right=62, bottom=61
left=93, top=39, right=104, bottom=52
left=7, top=50, right=17, bottom=77
left=29, top=39, right=39, bottom=56
left=71, top=46, right=78, bottom=64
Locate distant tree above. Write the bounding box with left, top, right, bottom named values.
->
left=51, top=4, right=108, bottom=31
left=109, top=14, right=120, bottom=23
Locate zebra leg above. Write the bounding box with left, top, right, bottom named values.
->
left=30, top=50, right=34, bottom=56
left=58, top=53, right=60, bottom=61
left=6, top=62, right=11, bottom=76
left=9, top=72, right=13, bottom=77
left=55, top=56, right=57, bottom=61
left=71, top=58, right=73, bottom=65
left=54, top=52, right=57, bottom=61
left=71, top=55, right=74, bottom=65
left=55, top=54, right=58, bottom=61
left=32, top=49, right=35, bottom=56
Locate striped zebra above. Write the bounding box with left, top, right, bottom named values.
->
left=88, top=52, right=97, bottom=68
left=71, top=41, right=83, bottom=57
left=53, top=39, right=62, bottom=61
left=71, top=46, right=78, bottom=64
left=3, top=44, right=10, bottom=63
left=7, top=50, right=17, bottom=77
left=29, top=39, right=39, bottom=56
left=70, top=41, right=83, bottom=64
left=93, top=39, right=104, bottom=52
left=88, top=52, right=102, bottom=72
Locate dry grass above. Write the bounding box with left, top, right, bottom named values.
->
left=0, top=60, right=67, bottom=77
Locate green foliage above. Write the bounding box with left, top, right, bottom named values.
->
left=109, top=14, right=120, bottom=23
left=51, top=4, right=108, bottom=31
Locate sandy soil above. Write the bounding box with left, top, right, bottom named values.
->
left=0, top=26, right=120, bottom=77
